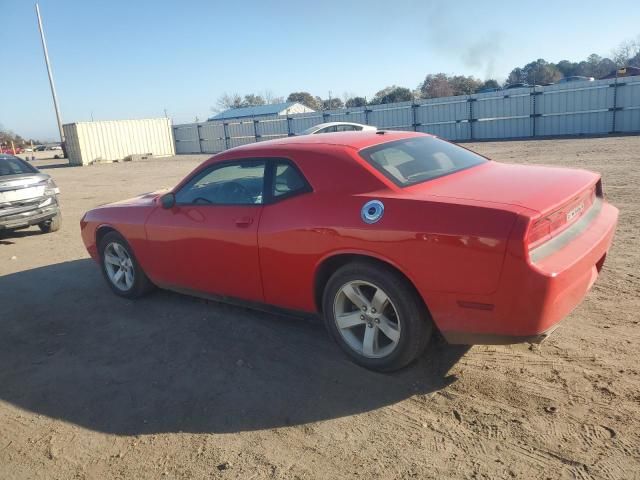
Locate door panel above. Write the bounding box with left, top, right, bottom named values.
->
left=144, top=159, right=267, bottom=303
left=145, top=204, right=264, bottom=302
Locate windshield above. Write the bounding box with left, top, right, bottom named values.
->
left=0, top=156, right=38, bottom=176
left=359, top=136, right=487, bottom=187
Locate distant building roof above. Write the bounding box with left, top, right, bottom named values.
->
left=208, top=102, right=308, bottom=121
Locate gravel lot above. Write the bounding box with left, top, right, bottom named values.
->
left=1, top=137, right=639, bottom=479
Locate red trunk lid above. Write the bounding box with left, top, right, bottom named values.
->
left=406, top=161, right=600, bottom=215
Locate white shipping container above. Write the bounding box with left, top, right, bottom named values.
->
left=63, top=118, right=175, bottom=166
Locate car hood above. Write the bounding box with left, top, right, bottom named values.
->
left=100, top=189, right=170, bottom=208
left=0, top=173, right=51, bottom=205
left=405, top=161, right=599, bottom=214
left=0, top=173, right=50, bottom=191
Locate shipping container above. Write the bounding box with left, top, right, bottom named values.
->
left=63, top=118, right=175, bottom=166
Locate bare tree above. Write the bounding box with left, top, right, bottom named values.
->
left=212, top=93, right=243, bottom=112
left=213, top=92, right=287, bottom=113
left=612, top=37, right=640, bottom=67
left=262, top=90, right=285, bottom=104
left=342, top=91, right=356, bottom=105
left=242, top=94, right=266, bottom=107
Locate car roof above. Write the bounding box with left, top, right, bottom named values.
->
left=221, top=130, right=430, bottom=154
left=309, top=122, right=375, bottom=129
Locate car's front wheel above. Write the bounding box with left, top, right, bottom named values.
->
left=322, top=261, right=432, bottom=372
left=99, top=231, right=154, bottom=298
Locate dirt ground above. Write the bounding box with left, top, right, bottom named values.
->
left=1, top=137, right=639, bottom=480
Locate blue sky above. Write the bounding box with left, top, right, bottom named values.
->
left=2, top=0, right=639, bottom=140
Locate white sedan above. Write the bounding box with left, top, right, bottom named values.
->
left=301, top=122, right=377, bottom=135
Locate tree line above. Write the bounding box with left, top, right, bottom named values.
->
left=214, top=35, right=640, bottom=111
left=0, top=125, right=42, bottom=149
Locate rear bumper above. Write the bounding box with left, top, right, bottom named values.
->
left=0, top=199, right=60, bottom=230
left=440, top=200, right=618, bottom=345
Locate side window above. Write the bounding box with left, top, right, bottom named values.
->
left=175, top=160, right=265, bottom=205
left=316, top=125, right=336, bottom=134
left=335, top=124, right=356, bottom=132
left=272, top=161, right=309, bottom=199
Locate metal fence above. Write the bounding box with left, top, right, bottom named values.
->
left=174, top=75, right=640, bottom=154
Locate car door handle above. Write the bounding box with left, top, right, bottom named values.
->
left=235, top=216, right=253, bottom=227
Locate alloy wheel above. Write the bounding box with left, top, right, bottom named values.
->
left=103, top=242, right=135, bottom=291
left=333, top=280, right=401, bottom=358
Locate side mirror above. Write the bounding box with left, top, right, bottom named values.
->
left=160, top=192, right=176, bottom=209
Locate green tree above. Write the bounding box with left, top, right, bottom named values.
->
left=371, top=85, right=413, bottom=104
left=286, top=92, right=322, bottom=110
left=322, top=98, right=344, bottom=110
left=418, top=74, right=482, bottom=98
left=418, top=74, right=454, bottom=98
left=477, top=79, right=500, bottom=91
left=449, top=75, right=483, bottom=95
left=522, top=59, right=562, bottom=85
left=506, top=67, right=526, bottom=85
left=556, top=60, right=578, bottom=78
left=593, top=58, right=617, bottom=77
left=345, top=96, right=367, bottom=108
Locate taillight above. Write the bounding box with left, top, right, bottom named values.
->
left=528, top=185, right=597, bottom=250
left=527, top=218, right=552, bottom=247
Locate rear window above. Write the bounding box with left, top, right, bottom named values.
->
left=359, top=136, right=486, bottom=186
left=0, top=156, right=37, bottom=176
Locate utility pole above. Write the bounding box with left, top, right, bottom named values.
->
left=35, top=3, right=65, bottom=153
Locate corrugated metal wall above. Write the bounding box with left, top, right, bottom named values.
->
left=63, top=118, right=175, bottom=166
left=174, top=76, right=640, bottom=154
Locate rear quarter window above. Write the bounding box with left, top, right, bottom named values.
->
left=359, top=136, right=486, bottom=186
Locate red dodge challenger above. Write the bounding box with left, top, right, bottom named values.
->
left=80, top=131, right=618, bottom=371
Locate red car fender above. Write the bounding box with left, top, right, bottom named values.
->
left=311, top=247, right=432, bottom=310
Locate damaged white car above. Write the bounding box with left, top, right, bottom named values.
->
left=0, top=155, right=61, bottom=233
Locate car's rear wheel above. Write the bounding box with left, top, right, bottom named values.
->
left=322, top=261, right=432, bottom=372
left=99, top=231, right=154, bottom=298
left=38, top=214, right=61, bottom=233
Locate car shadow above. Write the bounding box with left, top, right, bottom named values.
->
left=31, top=162, right=71, bottom=170
left=0, top=228, right=43, bottom=244
left=0, top=259, right=469, bottom=435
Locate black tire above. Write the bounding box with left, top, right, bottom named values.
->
left=322, top=261, right=432, bottom=372
left=38, top=214, right=61, bottom=233
left=98, top=231, right=154, bottom=299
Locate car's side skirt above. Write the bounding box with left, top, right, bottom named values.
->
left=155, top=282, right=320, bottom=323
